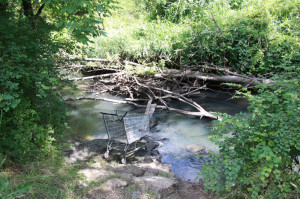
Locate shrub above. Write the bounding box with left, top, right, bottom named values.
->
left=141, top=0, right=206, bottom=23
left=0, top=0, right=115, bottom=163
left=0, top=15, right=68, bottom=162
left=200, top=72, right=300, bottom=198
left=184, top=0, right=300, bottom=75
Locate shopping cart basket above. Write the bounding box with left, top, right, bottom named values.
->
left=100, top=110, right=151, bottom=164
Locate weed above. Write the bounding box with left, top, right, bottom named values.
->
left=146, top=188, right=156, bottom=198
left=127, top=184, right=138, bottom=192
left=0, top=156, right=87, bottom=199
left=158, top=172, right=171, bottom=178
left=107, top=172, right=117, bottom=179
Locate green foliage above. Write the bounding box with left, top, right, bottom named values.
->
left=90, top=0, right=299, bottom=75
left=0, top=0, right=115, bottom=163
left=200, top=73, right=300, bottom=197
left=85, top=0, right=190, bottom=67
left=0, top=10, right=65, bottom=162
left=141, top=0, right=206, bottom=23
left=184, top=0, right=300, bottom=74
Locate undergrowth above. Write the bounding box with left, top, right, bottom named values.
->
left=83, top=0, right=299, bottom=75
left=200, top=72, right=300, bottom=198
left=84, top=0, right=190, bottom=68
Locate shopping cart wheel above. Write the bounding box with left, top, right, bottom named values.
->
left=104, top=150, right=109, bottom=159
left=121, top=157, right=126, bottom=164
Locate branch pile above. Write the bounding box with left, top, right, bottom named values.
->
left=62, top=58, right=271, bottom=120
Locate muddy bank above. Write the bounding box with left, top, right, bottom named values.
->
left=64, top=137, right=215, bottom=199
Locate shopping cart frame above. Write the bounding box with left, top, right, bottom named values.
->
left=100, top=110, right=150, bottom=164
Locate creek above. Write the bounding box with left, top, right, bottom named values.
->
left=63, top=82, right=248, bottom=181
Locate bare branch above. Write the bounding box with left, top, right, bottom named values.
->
left=64, top=97, right=220, bottom=120
left=69, top=72, right=125, bottom=81
left=35, top=3, right=45, bottom=17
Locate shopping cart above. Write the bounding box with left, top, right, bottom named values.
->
left=100, top=110, right=151, bottom=164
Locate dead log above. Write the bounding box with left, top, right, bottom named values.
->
left=68, top=58, right=143, bottom=66
left=155, top=69, right=273, bottom=86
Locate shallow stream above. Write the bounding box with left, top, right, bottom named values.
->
left=64, top=85, right=248, bottom=181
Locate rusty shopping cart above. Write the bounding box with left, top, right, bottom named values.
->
left=100, top=110, right=153, bottom=164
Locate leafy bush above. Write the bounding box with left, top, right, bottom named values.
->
left=0, top=178, right=31, bottom=199
left=141, top=0, right=206, bottom=23
left=0, top=0, right=114, bottom=163
left=0, top=13, right=67, bottom=162
left=200, top=73, right=300, bottom=197
left=184, top=0, right=300, bottom=75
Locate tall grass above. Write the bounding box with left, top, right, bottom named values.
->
left=84, top=0, right=190, bottom=67
left=1, top=156, right=86, bottom=199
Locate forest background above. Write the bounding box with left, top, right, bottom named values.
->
left=0, top=0, right=299, bottom=198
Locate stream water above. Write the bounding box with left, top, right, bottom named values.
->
left=64, top=85, right=249, bottom=181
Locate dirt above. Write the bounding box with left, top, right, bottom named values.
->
left=64, top=137, right=215, bottom=199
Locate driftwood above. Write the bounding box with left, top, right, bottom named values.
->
left=64, top=70, right=221, bottom=120
left=67, top=58, right=142, bottom=67
left=68, top=58, right=111, bottom=62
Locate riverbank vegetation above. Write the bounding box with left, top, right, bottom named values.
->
left=1, top=0, right=299, bottom=198
left=0, top=0, right=115, bottom=198
left=85, top=0, right=299, bottom=75
left=201, top=74, right=300, bottom=198
left=84, top=2, right=300, bottom=196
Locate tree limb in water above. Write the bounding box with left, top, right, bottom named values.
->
left=64, top=96, right=220, bottom=120
left=133, top=77, right=219, bottom=119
